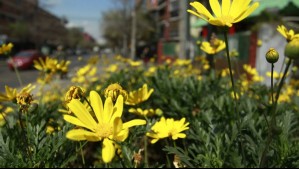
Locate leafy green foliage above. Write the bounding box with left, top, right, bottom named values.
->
left=1, top=56, right=299, bottom=168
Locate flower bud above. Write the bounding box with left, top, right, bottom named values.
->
left=104, top=83, right=127, bottom=102
left=285, top=38, right=299, bottom=59
left=65, top=86, right=85, bottom=103
left=257, top=39, right=262, bottom=47
left=17, top=92, right=34, bottom=111
left=266, top=48, right=279, bottom=63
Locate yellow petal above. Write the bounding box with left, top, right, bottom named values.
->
left=172, top=133, right=186, bottom=140
left=128, top=108, right=136, bottom=113
left=33, top=60, right=42, bottom=70
left=102, top=139, right=115, bottom=163
left=63, top=115, right=94, bottom=131
left=110, top=95, right=123, bottom=120
left=146, top=88, right=154, bottom=101
left=66, top=129, right=100, bottom=141
left=123, top=119, right=146, bottom=129
left=103, top=97, right=113, bottom=123
left=208, top=18, right=227, bottom=27
left=209, top=0, right=222, bottom=18
left=150, top=138, right=159, bottom=144
left=216, top=42, right=226, bottom=53
left=179, top=118, right=186, bottom=125
left=113, top=117, right=123, bottom=135
left=115, top=128, right=129, bottom=142
left=189, top=2, right=214, bottom=19
left=229, top=0, right=244, bottom=17
left=201, top=42, right=214, bottom=54
left=187, top=10, right=209, bottom=22
left=293, top=34, right=299, bottom=39
left=234, top=2, right=259, bottom=23
left=289, top=29, right=295, bottom=37
left=5, top=86, right=12, bottom=97
left=90, top=91, right=104, bottom=124
left=222, top=0, right=231, bottom=16
left=68, top=99, right=97, bottom=129
left=0, top=94, right=8, bottom=101
left=277, top=26, right=287, bottom=39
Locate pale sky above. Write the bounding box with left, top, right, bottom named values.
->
left=39, top=0, right=116, bottom=44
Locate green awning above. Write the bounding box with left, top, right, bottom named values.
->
left=192, top=19, right=208, bottom=28
left=251, top=0, right=299, bottom=17
left=191, top=0, right=299, bottom=28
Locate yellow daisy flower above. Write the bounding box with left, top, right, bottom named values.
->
left=0, top=43, right=13, bottom=55
left=128, top=60, right=143, bottom=67
left=0, top=84, right=35, bottom=102
left=266, top=71, right=283, bottom=80
left=146, top=117, right=189, bottom=144
left=63, top=91, right=146, bottom=163
left=56, top=59, right=71, bottom=73
left=220, top=68, right=233, bottom=77
left=105, top=64, right=118, bottom=73
left=200, top=39, right=226, bottom=54
left=144, top=66, right=157, bottom=77
left=71, top=64, right=98, bottom=84
left=87, top=55, right=99, bottom=65
left=277, top=25, right=299, bottom=42
left=243, top=64, right=258, bottom=76
left=0, top=105, right=14, bottom=126
left=34, top=57, right=58, bottom=73
left=129, top=108, right=163, bottom=117
left=252, top=75, right=264, bottom=83
left=125, top=84, right=154, bottom=106
left=173, top=59, right=192, bottom=66
left=187, top=0, right=259, bottom=27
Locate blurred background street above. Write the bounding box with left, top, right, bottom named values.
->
left=0, top=54, right=91, bottom=92
left=1, top=0, right=299, bottom=91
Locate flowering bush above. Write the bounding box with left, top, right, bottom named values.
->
left=1, top=0, right=299, bottom=168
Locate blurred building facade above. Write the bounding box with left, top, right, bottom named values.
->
left=191, top=0, right=299, bottom=84
left=0, top=0, right=67, bottom=52
left=146, top=0, right=194, bottom=63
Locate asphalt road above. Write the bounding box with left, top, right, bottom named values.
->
left=0, top=54, right=92, bottom=92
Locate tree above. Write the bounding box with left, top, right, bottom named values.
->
left=100, top=0, right=157, bottom=57
left=8, top=21, right=31, bottom=42
left=67, top=27, right=84, bottom=49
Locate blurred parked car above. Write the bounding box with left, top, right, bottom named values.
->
left=7, top=50, right=45, bottom=70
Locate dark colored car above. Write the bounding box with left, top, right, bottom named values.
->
left=7, top=50, right=45, bottom=70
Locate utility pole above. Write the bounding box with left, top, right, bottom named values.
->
left=179, top=0, right=190, bottom=59
left=130, top=1, right=137, bottom=60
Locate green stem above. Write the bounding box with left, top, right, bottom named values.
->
left=144, top=136, right=149, bottom=167
left=24, top=110, right=33, bottom=163
left=79, top=142, right=85, bottom=166
left=18, top=108, right=31, bottom=159
left=173, top=140, right=177, bottom=148
left=165, top=139, right=171, bottom=168
left=271, top=63, right=274, bottom=105
left=223, top=32, right=239, bottom=122
left=277, top=57, right=286, bottom=82
left=83, top=97, right=95, bottom=117
left=259, top=58, right=293, bottom=168
left=143, top=115, right=149, bottom=167
left=223, top=30, right=245, bottom=163
left=262, top=112, right=270, bottom=130
left=273, top=59, right=292, bottom=110
left=9, top=56, right=23, bottom=86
